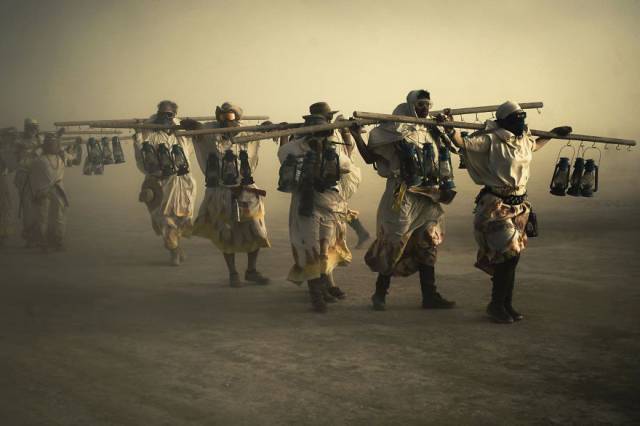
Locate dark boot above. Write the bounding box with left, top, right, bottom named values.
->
left=371, top=274, right=390, bottom=311
left=349, top=218, right=371, bottom=249
left=321, top=275, right=338, bottom=303
left=420, top=265, right=455, bottom=309
left=308, top=279, right=328, bottom=313
left=325, top=273, right=346, bottom=300
left=486, top=260, right=514, bottom=324
left=504, top=256, right=523, bottom=321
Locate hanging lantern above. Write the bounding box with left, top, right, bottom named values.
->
left=112, top=136, right=125, bottom=164
left=239, top=149, right=254, bottom=185
left=298, top=150, right=317, bottom=217
left=396, top=140, right=422, bottom=186
left=101, top=137, right=114, bottom=165
left=157, top=144, right=176, bottom=177
left=278, top=154, right=301, bottom=193
left=458, top=132, right=468, bottom=169
left=566, top=156, right=585, bottom=196
left=141, top=142, right=160, bottom=174
left=205, top=151, right=221, bottom=188
left=70, top=138, right=83, bottom=166
left=421, top=143, right=438, bottom=187
left=221, top=149, right=239, bottom=186
left=171, top=144, right=190, bottom=176
left=320, top=142, right=340, bottom=190
left=438, top=147, right=455, bottom=190
left=549, top=145, right=574, bottom=196
left=580, top=159, right=599, bottom=197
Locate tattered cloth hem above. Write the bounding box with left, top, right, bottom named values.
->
left=286, top=247, right=352, bottom=284
left=192, top=215, right=270, bottom=254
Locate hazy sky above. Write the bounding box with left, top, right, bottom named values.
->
left=0, top=0, right=638, bottom=196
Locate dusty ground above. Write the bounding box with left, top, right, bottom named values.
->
left=1, top=162, right=639, bottom=426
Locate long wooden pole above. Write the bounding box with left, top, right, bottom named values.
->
left=431, top=101, right=543, bottom=116
left=54, top=115, right=269, bottom=127
left=175, top=122, right=306, bottom=137
left=42, top=129, right=125, bottom=135
left=232, top=119, right=378, bottom=144
left=353, top=111, right=637, bottom=147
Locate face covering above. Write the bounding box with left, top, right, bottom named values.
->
left=155, top=111, right=176, bottom=125
left=499, top=111, right=526, bottom=137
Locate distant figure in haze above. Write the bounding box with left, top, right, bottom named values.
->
left=14, top=118, right=43, bottom=247
left=448, top=100, right=572, bottom=324
left=29, top=133, right=82, bottom=251
left=277, top=102, right=361, bottom=313
left=0, top=127, right=19, bottom=246
left=358, top=90, right=456, bottom=312
left=133, top=100, right=197, bottom=266
left=181, top=102, right=271, bottom=287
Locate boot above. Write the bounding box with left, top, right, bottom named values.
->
left=229, top=272, right=243, bottom=288
left=308, top=279, right=328, bottom=313
left=349, top=218, right=371, bottom=249
left=169, top=248, right=181, bottom=266
left=419, top=265, right=455, bottom=309
left=320, top=275, right=338, bottom=303
left=178, top=246, right=186, bottom=262
left=245, top=269, right=270, bottom=285
left=371, top=274, right=390, bottom=311
left=325, top=273, right=346, bottom=300
left=504, top=256, right=523, bottom=321
left=486, top=260, right=514, bottom=324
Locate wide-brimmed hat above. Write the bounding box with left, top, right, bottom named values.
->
left=308, top=102, right=338, bottom=117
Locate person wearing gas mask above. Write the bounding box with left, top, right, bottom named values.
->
left=181, top=102, right=270, bottom=287
left=133, top=100, right=197, bottom=266
left=447, top=101, right=571, bottom=323
left=29, top=133, right=82, bottom=251
left=0, top=127, right=19, bottom=246
left=13, top=118, right=43, bottom=247
left=277, top=103, right=359, bottom=313
left=354, top=90, right=456, bottom=311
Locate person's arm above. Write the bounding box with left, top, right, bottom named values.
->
left=534, top=126, right=572, bottom=152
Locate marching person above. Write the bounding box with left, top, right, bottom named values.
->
left=29, top=133, right=82, bottom=251
left=181, top=102, right=271, bottom=287
left=14, top=118, right=42, bottom=247
left=133, top=100, right=197, bottom=266
left=351, top=90, right=456, bottom=311
left=277, top=103, right=360, bottom=312
left=447, top=100, right=571, bottom=323
left=0, top=127, right=18, bottom=246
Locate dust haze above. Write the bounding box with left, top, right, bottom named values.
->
left=1, top=1, right=639, bottom=425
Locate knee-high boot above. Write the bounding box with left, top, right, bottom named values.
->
left=371, top=274, right=391, bottom=311
left=419, top=264, right=455, bottom=309
left=486, top=257, right=517, bottom=324
left=504, top=255, right=523, bottom=321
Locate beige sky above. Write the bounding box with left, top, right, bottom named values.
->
left=0, top=0, right=638, bottom=200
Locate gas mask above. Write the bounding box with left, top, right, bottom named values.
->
left=498, top=111, right=527, bottom=137
left=155, top=110, right=176, bottom=126
left=414, top=99, right=432, bottom=118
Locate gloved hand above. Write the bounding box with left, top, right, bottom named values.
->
left=550, top=126, right=572, bottom=137
left=180, top=119, right=203, bottom=131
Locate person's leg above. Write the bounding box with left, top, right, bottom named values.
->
left=224, top=253, right=242, bottom=287
left=34, top=194, right=50, bottom=252
left=307, top=277, right=328, bottom=313
left=419, top=264, right=455, bottom=309
left=371, top=273, right=391, bottom=311
left=486, top=257, right=518, bottom=324
left=349, top=217, right=371, bottom=249
left=504, top=255, right=523, bottom=321
left=49, top=192, right=66, bottom=251
left=325, top=272, right=346, bottom=300
left=245, top=249, right=270, bottom=284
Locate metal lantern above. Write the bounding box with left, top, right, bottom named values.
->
left=171, top=144, right=190, bottom=176
left=458, top=132, right=468, bottom=169
left=579, top=148, right=600, bottom=197
left=438, top=147, right=455, bottom=190
left=549, top=145, right=575, bottom=196
left=141, top=142, right=160, bottom=174
left=320, top=143, right=340, bottom=190
left=239, top=149, right=254, bottom=185
left=278, top=154, right=301, bottom=193
left=205, top=151, right=221, bottom=188
left=87, top=137, right=105, bottom=175
left=221, top=149, right=239, bottom=186
left=157, top=144, right=176, bottom=177
left=421, top=143, right=438, bottom=187
left=112, top=136, right=125, bottom=164
left=566, top=156, right=585, bottom=196
left=396, top=140, right=422, bottom=186
left=101, top=137, right=114, bottom=165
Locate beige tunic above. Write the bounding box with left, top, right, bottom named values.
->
left=365, top=111, right=446, bottom=277
left=134, top=119, right=197, bottom=250
left=278, top=133, right=355, bottom=284
left=462, top=121, right=537, bottom=274
left=192, top=122, right=270, bottom=254
left=13, top=133, right=41, bottom=242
